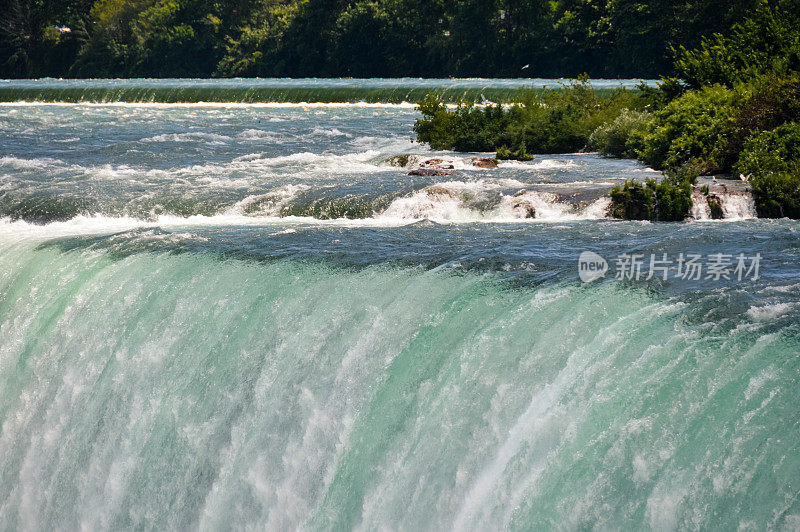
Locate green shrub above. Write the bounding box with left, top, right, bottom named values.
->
left=609, top=178, right=693, bottom=221
left=635, top=85, right=739, bottom=176
left=746, top=172, right=800, bottom=219
left=413, top=93, right=517, bottom=152
left=736, top=123, right=800, bottom=218
left=496, top=142, right=534, bottom=161
left=589, top=109, right=653, bottom=158
left=610, top=181, right=656, bottom=220
left=654, top=179, right=695, bottom=221
left=736, top=122, right=800, bottom=177
left=414, top=79, right=646, bottom=154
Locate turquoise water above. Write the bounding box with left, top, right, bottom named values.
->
left=0, top=81, right=799, bottom=530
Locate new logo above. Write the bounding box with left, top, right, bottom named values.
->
left=578, top=251, right=608, bottom=283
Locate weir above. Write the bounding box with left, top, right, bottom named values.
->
left=0, top=78, right=655, bottom=104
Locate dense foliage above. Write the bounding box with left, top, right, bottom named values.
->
left=634, top=85, right=740, bottom=176
left=736, top=123, right=800, bottom=218
left=588, top=109, right=652, bottom=158
left=1, top=0, right=759, bottom=78
left=414, top=80, right=646, bottom=154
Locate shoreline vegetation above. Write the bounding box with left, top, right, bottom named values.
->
left=413, top=1, right=800, bottom=221
left=1, top=0, right=758, bottom=79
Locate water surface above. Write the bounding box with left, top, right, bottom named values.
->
left=0, top=81, right=798, bottom=530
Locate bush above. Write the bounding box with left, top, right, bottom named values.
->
left=736, top=123, right=800, bottom=218
left=635, top=85, right=739, bottom=176
left=413, top=93, right=516, bottom=152
left=609, top=178, right=693, bottom=221
left=634, top=73, right=800, bottom=178
left=414, top=79, right=646, bottom=154
left=746, top=172, right=800, bottom=219
left=609, top=181, right=655, bottom=220
left=496, top=143, right=534, bottom=161
left=589, top=109, right=653, bottom=158
left=736, top=122, right=800, bottom=177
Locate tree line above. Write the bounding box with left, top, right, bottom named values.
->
left=1, top=0, right=758, bottom=78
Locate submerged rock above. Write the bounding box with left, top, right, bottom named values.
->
left=469, top=157, right=499, bottom=169
left=706, top=194, right=724, bottom=219
left=409, top=168, right=452, bottom=177
left=419, top=158, right=454, bottom=170
left=510, top=191, right=536, bottom=218
left=386, top=154, right=412, bottom=167
left=512, top=200, right=537, bottom=218
left=424, top=185, right=458, bottom=197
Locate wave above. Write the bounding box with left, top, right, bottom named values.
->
left=499, top=158, right=579, bottom=171
left=142, top=132, right=234, bottom=144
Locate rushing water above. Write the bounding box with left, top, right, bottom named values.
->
left=0, top=78, right=654, bottom=104
left=0, top=80, right=798, bottom=530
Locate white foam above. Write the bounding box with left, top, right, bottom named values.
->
left=377, top=182, right=610, bottom=223
left=690, top=192, right=712, bottom=221
left=310, top=127, right=349, bottom=138
left=498, top=159, right=578, bottom=170
left=0, top=212, right=422, bottom=241
left=0, top=156, right=63, bottom=170
left=691, top=191, right=757, bottom=222
left=142, top=132, right=232, bottom=144
left=744, top=365, right=777, bottom=401
left=580, top=197, right=613, bottom=219
left=720, top=193, right=756, bottom=220
left=224, top=184, right=310, bottom=217
left=236, top=129, right=284, bottom=141
left=378, top=188, right=476, bottom=221
left=227, top=150, right=381, bottom=175
left=498, top=190, right=572, bottom=220
left=646, top=485, right=687, bottom=531
left=747, top=303, right=796, bottom=321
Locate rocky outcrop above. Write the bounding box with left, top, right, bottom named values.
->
left=511, top=190, right=536, bottom=218
left=706, top=194, right=724, bottom=219
left=468, top=157, right=499, bottom=169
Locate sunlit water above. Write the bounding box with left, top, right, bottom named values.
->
left=0, top=81, right=798, bottom=530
